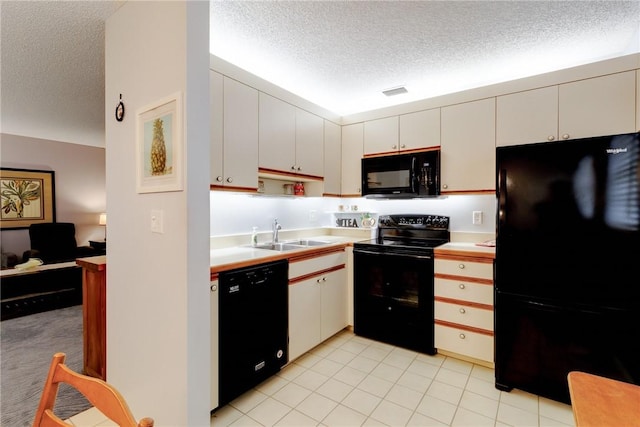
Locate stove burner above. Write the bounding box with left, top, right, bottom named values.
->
left=379, top=214, right=449, bottom=229
left=354, top=214, right=450, bottom=254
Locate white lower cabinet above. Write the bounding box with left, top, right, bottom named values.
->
left=435, top=300, right=493, bottom=331
left=288, top=249, right=348, bottom=361
left=434, top=325, right=494, bottom=363
left=433, top=253, right=495, bottom=365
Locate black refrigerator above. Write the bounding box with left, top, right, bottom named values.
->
left=494, top=131, right=640, bottom=404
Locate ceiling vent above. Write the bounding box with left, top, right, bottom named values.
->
left=382, top=86, right=408, bottom=96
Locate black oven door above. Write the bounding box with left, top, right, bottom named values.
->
left=353, top=248, right=436, bottom=354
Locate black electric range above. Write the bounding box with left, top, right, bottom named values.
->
left=353, top=214, right=450, bottom=354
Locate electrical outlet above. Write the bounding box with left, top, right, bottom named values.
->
left=472, top=211, right=483, bottom=225
left=309, top=210, right=317, bottom=222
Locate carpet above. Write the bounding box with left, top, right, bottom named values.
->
left=1, top=305, right=92, bottom=426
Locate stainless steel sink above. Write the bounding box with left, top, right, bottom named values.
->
left=252, top=239, right=331, bottom=252
left=253, top=242, right=306, bottom=252
left=284, top=239, right=331, bottom=246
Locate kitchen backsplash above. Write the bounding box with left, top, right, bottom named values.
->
left=210, top=192, right=496, bottom=236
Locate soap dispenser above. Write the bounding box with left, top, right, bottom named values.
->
left=251, top=227, right=258, bottom=247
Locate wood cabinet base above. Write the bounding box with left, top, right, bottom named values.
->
left=77, top=256, right=106, bottom=380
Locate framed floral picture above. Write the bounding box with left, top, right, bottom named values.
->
left=0, top=168, right=56, bottom=229
left=136, top=92, right=183, bottom=193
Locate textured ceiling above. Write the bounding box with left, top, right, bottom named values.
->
left=211, top=1, right=640, bottom=116
left=1, top=1, right=639, bottom=148
left=1, top=0, right=124, bottom=148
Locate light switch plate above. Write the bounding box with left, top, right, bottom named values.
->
left=151, top=209, right=164, bottom=233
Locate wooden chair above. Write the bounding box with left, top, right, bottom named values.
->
left=33, top=352, right=153, bottom=427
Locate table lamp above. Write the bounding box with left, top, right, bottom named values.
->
left=99, top=213, right=107, bottom=241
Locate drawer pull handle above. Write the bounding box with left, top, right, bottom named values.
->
left=458, top=264, right=465, bottom=269
left=459, top=283, right=465, bottom=289
left=459, top=333, right=466, bottom=339
left=459, top=308, right=466, bottom=314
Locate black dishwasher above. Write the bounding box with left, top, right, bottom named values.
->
left=218, top=259, right=288, bottom=406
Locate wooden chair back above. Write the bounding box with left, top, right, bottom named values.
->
left=33, top=352, right=153, bottom=427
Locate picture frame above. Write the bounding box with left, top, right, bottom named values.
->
left=136, top=92, right=183, bottom=193
left=0, top=168, right=56, bottom=229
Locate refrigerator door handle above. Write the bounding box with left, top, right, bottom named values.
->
left=498, top=169, right=507, bottom=227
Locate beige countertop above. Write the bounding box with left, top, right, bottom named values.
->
left=209, top=229, right=496, bottom=274
left=434, top=241, right=496, bottom=259
left=210, top=234, right=364, bottom=275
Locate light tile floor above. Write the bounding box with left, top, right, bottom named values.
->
left=67, top=329, right=575, bottom=427
left=211, top=330, right=575, bottom=427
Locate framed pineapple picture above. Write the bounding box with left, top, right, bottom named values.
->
left=136, top=92, right=183, bottom=193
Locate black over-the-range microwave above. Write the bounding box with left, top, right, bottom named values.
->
left=361, top=150, right=440, bottom=198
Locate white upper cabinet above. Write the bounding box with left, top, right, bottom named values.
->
left=259, top=93, right=296, bottom=173
left=441, top=98, right=496, bottom=193
left=210, top=71, right=224, bottom=185
left=399, top=108, right=441, bottom=150
left=210, top=72, right=259, bottom=190
left=341, top=123, right=364, bottom=196
left=559, top=71, right=636, bottom=140
left=497, top=71, right=636, bottom=147
left=364, top=109, right=440, bottom=156
left=496, top=86, right=559, bottom=146
left=363, top=116, right=399, bottom=155
left=323, top=120, right=342, bottom=196
left=295, top=109, right=324, bottom=177
left=258, top=93, right=324, bottom=178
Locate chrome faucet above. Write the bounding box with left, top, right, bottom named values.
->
left=272, top=218, right=282, bottom=243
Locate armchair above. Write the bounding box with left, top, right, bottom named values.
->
left=22, top=222, right=98, bottom=264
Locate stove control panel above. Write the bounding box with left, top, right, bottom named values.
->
left=379, top=214, right=450, bottom=230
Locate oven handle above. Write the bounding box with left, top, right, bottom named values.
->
left=354, top=249, right=432, bottom=260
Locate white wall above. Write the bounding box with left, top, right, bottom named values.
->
left=105, top=2, right=210, bottom=425
left=0, top=134, right=106, bottom=258
left=210, top=192, right=496, bottom=236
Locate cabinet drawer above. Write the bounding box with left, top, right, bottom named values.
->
left=434, top=278, right=493, bottom=305
left=289, top=250, right=346, bottom=280
left=435, top=258, right=493, bottom=280
left=435, top=301, right=493, bottom=331
left=435, top=324, right=493, bottom=363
